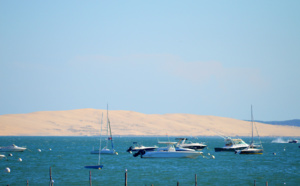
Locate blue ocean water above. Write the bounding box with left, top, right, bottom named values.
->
left=0, top=136, right=299, bottom=186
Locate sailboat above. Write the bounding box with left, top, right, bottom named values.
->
left=85, top=113, right=104, bottom=169
left=91, top=105, right=118, bottom=155
left=235, top=105, right=263, bottom=155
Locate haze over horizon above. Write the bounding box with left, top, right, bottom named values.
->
left=1, top=1, right=300, bottom=121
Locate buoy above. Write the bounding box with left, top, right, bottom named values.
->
left=212, top=155, right=215, bottom=159
left=273, top=153, right=276, bottom=155
left=38, top=149, right=41, bottom=152
left=5, top=167, right=11, bottom=173
left=18, top=158, right=22, bottom=162
left=8, top=153, right=13, bottom=157
left=49, top=148, right=52, bottom=151
left=207, top=153, right=210, bottom=156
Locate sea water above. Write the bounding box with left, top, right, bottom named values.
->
left=0, top=136, right=299, bottom=186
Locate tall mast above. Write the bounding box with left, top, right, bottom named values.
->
left=98, top=113, right=103, bottom=165
left=251, top=105, right=254, bottom=145
left=107, top=104, right=114, bottom=150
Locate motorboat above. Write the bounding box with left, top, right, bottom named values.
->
left=0, top=144, right=27, bottom=152
left=0, top=154, right=5, bottom=159
left=175, top=138, right=207, bottom=150
left=288, top=139, right=298, bottom=143
left=126, top=142, right=158, bottom=153
left=235, top=106, right=264, bottom=155
left=215, top=137, right=249, bottom=152
left=156, top=141, right=196, bottom=152
left=133, top=142, right=203, bottom=158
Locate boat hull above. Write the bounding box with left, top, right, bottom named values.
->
left=141, top=151, right=203, bottom=159
left=236, top=149, right=263, bottom=155
left=179, top=145, right=207, bottom=150
left=84, top=165, right=103, bottom=169
left=91, top=149, right=118, bottom=155
left=215, top=146, right=248, bottom=152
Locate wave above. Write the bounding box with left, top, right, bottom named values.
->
left=271, top=137, right=288, bottom=143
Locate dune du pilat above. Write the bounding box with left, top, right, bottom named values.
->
left=0, top=109, right=299, bottom=137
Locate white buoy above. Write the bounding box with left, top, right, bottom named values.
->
left=8, top=153, right=13, bottom=157
left=49, top=148, right=52, bottom=151
left=273, top=153, right=276, bottom=155
left=207, top=153, right=210, bottom=156
left=212, top=155, right=215, bottom=159
left=18, top=158, right=22, bottom=162
left=5, top=167, right=11, bottom=173
left=38, top=149, right=41, bottom=152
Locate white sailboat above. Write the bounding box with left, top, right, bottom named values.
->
left=85, top=113, right=104, bottom=169
left=91, top=105, right=118, bottom=155
left=235, top=105, right=263, bottom=155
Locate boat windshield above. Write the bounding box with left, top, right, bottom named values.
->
left=232, top=139, right=247, bottom=145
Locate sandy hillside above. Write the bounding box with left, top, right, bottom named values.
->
left=0, top=109, right=299, bottom=137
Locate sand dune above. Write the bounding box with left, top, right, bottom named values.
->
left=0, top=108, right=299, bottom=137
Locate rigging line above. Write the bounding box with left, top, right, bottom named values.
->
left=99, top=112, right=103, bottom=165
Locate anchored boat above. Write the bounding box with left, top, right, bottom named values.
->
left=91, top=105, right=118, bottom=155
left=175, top=138, right=206, bottom=150
left=235, top=105, right=264, bottom=155
left=126, top=142, right=158, bottom=153
left=134, top=142, right=203, bottom=158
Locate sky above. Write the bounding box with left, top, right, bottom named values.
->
left=1, top=1, right=300, bottom=121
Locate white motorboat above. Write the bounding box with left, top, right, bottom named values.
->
left=156, top=141, right=196, bottom=152
left=127, top=142, right=158, bottom=153
left=215, top=137, right=249, bottom=152
left=134, top=142, right=203, bottom=158
left=175, top=138, right=207, bottom=150
left=0, top=144, right=27, bottom=152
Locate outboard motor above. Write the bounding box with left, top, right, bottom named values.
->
left=133, top=150, right=146, bottom=157
left=127, top=146, right=133, bottom=153
left=133, top=150, right=141, bottom=157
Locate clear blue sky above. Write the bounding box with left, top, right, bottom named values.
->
left=1, top=1, right=299, bottom=121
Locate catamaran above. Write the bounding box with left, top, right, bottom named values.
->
left=91, top=105, right=118, bottom=155
left=85, top=113, right=104, bottom=169
left=235, top=106, right=263, bottom=155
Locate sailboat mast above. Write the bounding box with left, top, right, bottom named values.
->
left=98, top=112, right=103, bottom=165
left=251, top=105, right=254, bottom=145
left=107, top=104, right=114, bottom=150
